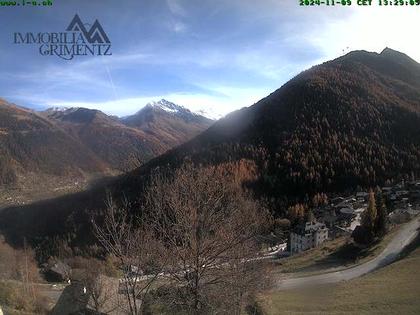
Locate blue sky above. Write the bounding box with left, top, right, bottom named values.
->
left=0, top=0, right=419, bottom=118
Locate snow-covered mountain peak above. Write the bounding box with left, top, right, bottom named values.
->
left=146, top=99, right=190, bottom=114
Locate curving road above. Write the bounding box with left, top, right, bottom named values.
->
left=277, top=217, right=420, bottom=290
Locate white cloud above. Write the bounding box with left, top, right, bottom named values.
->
left=173, top=21, right=187, bottom=33
left=166, top=0, right=187, bottom=17
left=306, top=5, right=420, bottom=63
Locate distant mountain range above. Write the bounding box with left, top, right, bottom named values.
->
left=121, top=99, right=213, bottom=149
left=0, top=99, right=213, bottom=188
left=1, top=48, right=420, bottom=253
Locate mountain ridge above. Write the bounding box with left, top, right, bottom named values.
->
left=0, top=98, right=213, bottom=190
left=1, top=48, right=419, bottom=253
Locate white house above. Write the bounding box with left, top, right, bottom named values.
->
left=290, top=221, right=329, bottom=254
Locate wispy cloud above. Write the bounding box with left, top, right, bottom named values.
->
left=166, top=0, right=187, bottom=17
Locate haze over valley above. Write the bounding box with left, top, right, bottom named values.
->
left=1, top=1, right=420, bottom=313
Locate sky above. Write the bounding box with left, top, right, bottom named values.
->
left=0, top=0, right=419, bottom=118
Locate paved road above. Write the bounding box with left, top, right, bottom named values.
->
left=277, top=217, right=420, bottom=290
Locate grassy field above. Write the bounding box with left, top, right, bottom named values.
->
left=258, top=238, right=420, bottom=315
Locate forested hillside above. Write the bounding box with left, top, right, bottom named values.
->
left=1, top=48, right=419, bottom=254
left=0, top=100, right=106, bottom=186
left=152, top=48, right=420, bottom=207
left=43, top=107, right=163, bottom=172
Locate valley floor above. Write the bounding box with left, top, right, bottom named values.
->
left=0, top=172, right=116, bottom=210
left=258, top=234, right=420, bottom=315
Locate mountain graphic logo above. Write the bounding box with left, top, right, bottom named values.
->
left=66, top=14, right=110, bottom=44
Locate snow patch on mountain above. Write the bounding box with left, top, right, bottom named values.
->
left=45, top=99, right=219, bottom=121
left=145, top=99, right=221, bottom=120
left=146, top=99, right=186, bottom=114
left=45, top=106, right=73, bottom=113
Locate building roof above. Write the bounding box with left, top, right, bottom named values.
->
left=340, top=207, right=355, bottom=215
left=293, top=221, right=327, bottom=235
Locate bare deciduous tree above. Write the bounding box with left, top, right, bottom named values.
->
left=93, top=195, right=164, bottom=315
left=144, top=163, right=269, bottom=314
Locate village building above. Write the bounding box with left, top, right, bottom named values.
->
left=356, top=192, right=369, bottom=202
left=330, top=197, right=344, bottom=207
left=382, top=187, right=393, bottom=195
left=290, top=221, right=329, bottom=254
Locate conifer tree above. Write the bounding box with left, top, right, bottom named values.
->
left=375, top=189, right=388, bottom=238
left=361, top=190, right=377, bottom=233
